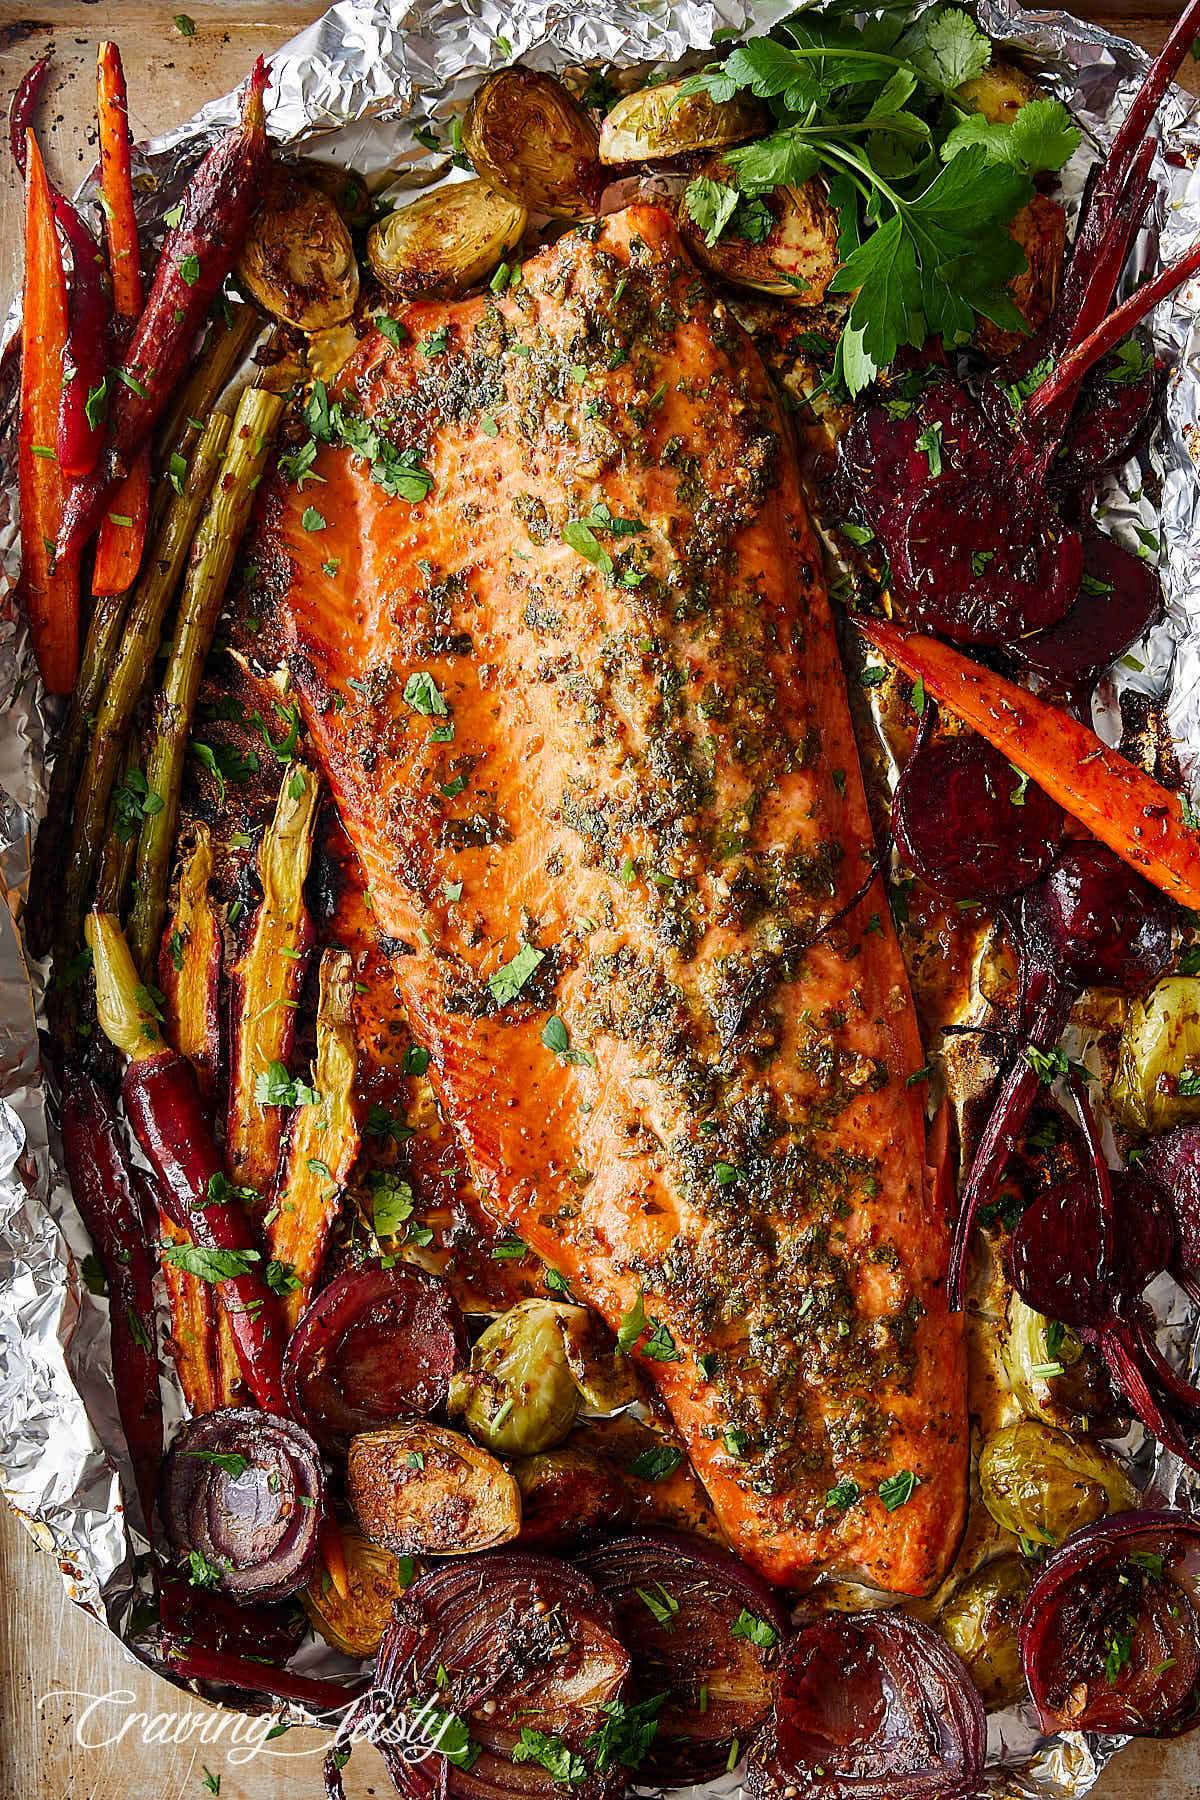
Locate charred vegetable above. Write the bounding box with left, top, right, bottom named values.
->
left=158, top=823, right=222, bottom=1103
left=326, top=1552, right=632, bottom=1800
left=513, top=1447, right=634, bottom=1549
left=937, top=1556, right=1031, bottom=1710
left=161, top=1408, right=324, bottom=1601
left=448, top=1299, right=584, bottom=1454
left=682, top=162, right=839, bottom=303
left=577, top=1529, right=788, bottom=1784
left=302, top=1518, right=412, bottom=1657
left=236, top=162, right=359, bottom=330
left=347, top=1422, right=520, bottom=1556
left=367, top=178, right=526, bottom=297
left=1000, top=1295, right=1120, bottom=1435
left=464, top=68, right=603, bottom=219
left=599, top=81, right=763, bottom=163
left=749, top=1612, right=986, bottom=1800
left=284, top=1265, right=466, bottom=1451
left=1021, top=1510, right=1200, bottom=1735
left=1113, top=977, right=1200, bottom=1136
left=978, top=1420, right=1134, bottom=1548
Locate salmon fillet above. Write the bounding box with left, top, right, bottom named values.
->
left=252, top=204, right=967, bottom=1594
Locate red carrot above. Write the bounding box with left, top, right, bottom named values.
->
left=56, top=58, right=271, bottom=562
left=857, top=618, right=1200, bottom=911
left=58, top=1067, right=164, bottom=1535
left=93, top=40, right=150, bottom=595
left=19, top=130, right=79, bottom=693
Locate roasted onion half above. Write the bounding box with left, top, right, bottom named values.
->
left=367, top=179, right=526, bottom=297
left=324, top=1551, right=631, bottom=1800
left=161, top=1408, right=324, bottom=1602
left=464, top=69, right=603, bottom=219
left=1020, top=1510, right=1200, bottom=1735
left=576, top=1528, right=789, bottom=1785
left=748, top=1612, right=986, bottom=1800
left=284, top=1264, right=467, bottom=1451
left=235, top=163, right=359, bottom=331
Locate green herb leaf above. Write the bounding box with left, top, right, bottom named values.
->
left=878, top=1467, right=919, bottom=1511
left=159, top=1242, right=260, bottom=1283
left=487, top=942, right=545, bottom=1006
left=627, top=1444, right=683, bottom=1482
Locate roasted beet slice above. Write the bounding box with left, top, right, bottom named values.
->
left=284, top=1264, right=466, bottom=1451
left=893, top=731, right=1063, bottom=901
left=1019, top=841, right=1173, bottom=992
left=1012, top=522, right=1160, bottom=686
left=576, top=1528, right=789, bottom=1784
left=749, top=1612, right=985, bottom=1800
left=1054, top=332, right=1162, bottom=487
left=886, top=477, right=1082, bottom=646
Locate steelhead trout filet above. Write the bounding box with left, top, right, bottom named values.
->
left=251, top=204, right=967, bottom=1594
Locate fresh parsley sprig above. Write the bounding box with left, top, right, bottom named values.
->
left=680, top=5, right=1080, bottom=394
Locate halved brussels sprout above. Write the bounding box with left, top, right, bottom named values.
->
left=235, top=164, right=359, bottom=332
left=301, top=1518, right=412, bottom=1657
left=978, top=1420, right=1135, bottom=1549
left=464, top=68, right=603, bottom=220
left=937, top=1555, right=1030, bottom=1710
left=599, top=81, right=764, bottom=164
left=680, top=158, right=840, bottom=302
left=513, top=1446, right=634, bottom=1548
left=555, top=1303, right=641, bottom=1414
left=307, top=321, right=362, bottom=386
left=299, top=159, right=372, bottom=233
left=1000, top=1294, right=1122, bottom=1435
left=449, top=1299, right=582, bottom=1454
left=367, top=178, right=527, bottom=298
left=347, top=1422, right=521, bottom=1556
left=956, top=61, right=1042, bottom=124
left=1113, top=976, right=1200, bottom=1135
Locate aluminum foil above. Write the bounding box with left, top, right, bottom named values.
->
left=0, top=0, right=1198, bottom=1794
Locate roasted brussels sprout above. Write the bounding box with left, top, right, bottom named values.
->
left=937, top=1555, right=1031, bottom=1710
left=681, top=159, right=840, bottom=302
left=1001, top=1295, right=1122, bottom=1435
left=513, top=1446, right=634, bottom=1548
left=367, top=178, right=526, bottom=297
left=347, top=1422, right=521, bottom=1556
left=299, top=158, right=372, bottom=233
left=978, top=1420, right=1135, bottom=1548
left=449, top=1299, right=582, bottom=1454
left=1113, top=976, right=1200, bottom=1135
left=463, top=68, right=603, bottom=219
left=235, top=163, right=359, bottom=332
left=956, top=61, right=1042, bottom=124
left=599, top=81, right=764, bottom=163
left=301, top=1518, right=412, bottom=1657
left=555, top=1302, right=641, bottom=1414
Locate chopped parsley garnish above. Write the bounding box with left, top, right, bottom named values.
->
left=510, top=1729, right=586, bottom=1787
left=878, top=1468, right=919, bottom=1511
left=627, top=1444, right=683, bottom=1482
left=487, top=942, right=545, bottom=1006
left=159, top=1242, right=260, bottom=1283
left=731, top=1609, right=779, bottom=1648
left=253, top=1061, right=319, bottom=1109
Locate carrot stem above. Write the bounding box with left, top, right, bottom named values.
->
left=856, top=619, right=1200, bottom=911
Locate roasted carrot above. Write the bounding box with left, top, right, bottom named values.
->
left=158, top=823, right=222, bottom=1105
left=267, top=948, right=360, bottom=1330
left=225, top=762, right=319, bottom=1199
left=18, top=131, right=78, bottom=694
left=55, top=195, right=111, bottom=480
left=57, top=58, right=270, bottom=563
left=94, top=41, right=149, bottom=595
left=857, top=618, right=1200, bottom=911
left=158, top=1208, right=221, bottom=1416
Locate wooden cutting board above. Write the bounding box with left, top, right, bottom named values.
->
left=0, top=4, right=1198, bottom=1798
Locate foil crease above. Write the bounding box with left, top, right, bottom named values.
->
left=0, top=1, right=1198, bottom=1793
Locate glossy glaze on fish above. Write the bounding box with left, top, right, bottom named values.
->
left=250, top=204, right=967, bottom=1593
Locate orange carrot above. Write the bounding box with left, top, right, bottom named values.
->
left=19, top=131, right=79, bottom=693
left=857, top=618, right=1200, bottom=912
left=93, top=41, right=148, bottom=596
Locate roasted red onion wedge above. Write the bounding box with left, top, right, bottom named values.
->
left=946, top=843, right=1172, bottom=1309
left=1020, top=1511, right=1200, bottom=1736
left=161, top=1408, right=323, bottom=1601
left=893, top=731, right=1063, bottom=902
left=575, top=1528, right=789, bottom=1784
left=284, top=1264, right=466, bottom=1451
left=324, top=1551, right=632, bottom=1800
left=748, top=1612, right=985, bottom=1800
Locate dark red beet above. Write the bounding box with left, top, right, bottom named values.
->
left=1053, top=333, right=1162, bottom=487
left=1012, top=521, right=1160, bottom=687
left=893, top=731, right=1063, bottom=901
left=1019, top=841, right=1172, bottom=992
left=1008, top=1168, right=1174, bottom=1327
left=1141, top=1124, right=1200, bottom=1307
